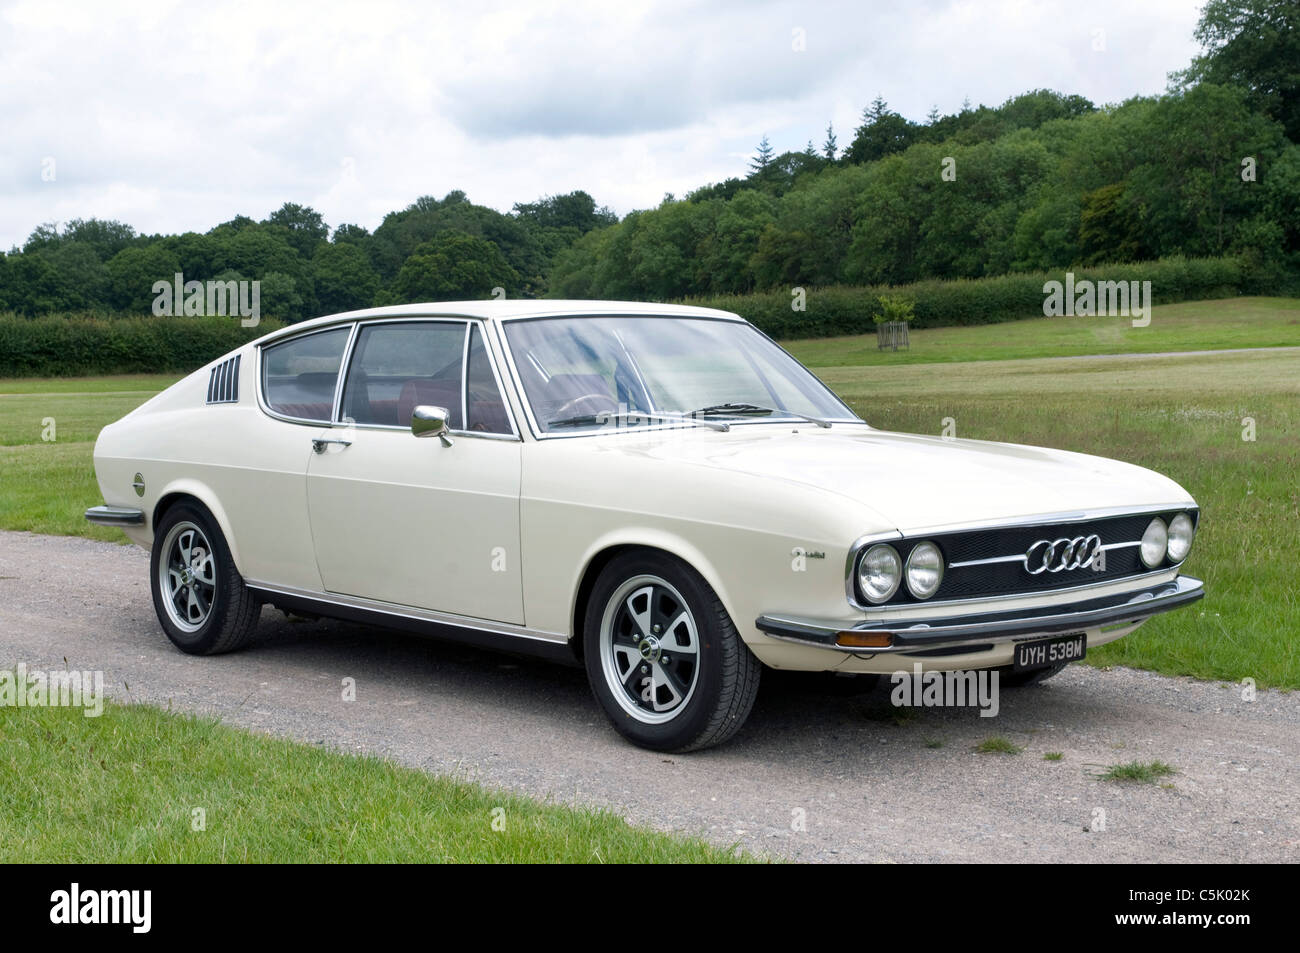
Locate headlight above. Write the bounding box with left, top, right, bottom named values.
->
left=1167, top=513, right=1195, bottom=562
left=1140, top=517, right=1168, bottom=568
left=905, top=541, right=944, bottom=599
left=858, top=544, right=902, bottom=603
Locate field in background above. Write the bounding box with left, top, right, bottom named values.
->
left=0, top=299, right=1296, bottom=685
left=0, top=375, right=177, bottom=539
left=784, top=297, right=1300, bottom=367
left=0, top=700, right=748, bottom=863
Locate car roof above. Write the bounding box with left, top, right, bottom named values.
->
left=254, top=299, right=747, bottom=346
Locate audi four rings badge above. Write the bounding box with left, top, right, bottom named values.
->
left=1024, top=535, right=1102, bottom=574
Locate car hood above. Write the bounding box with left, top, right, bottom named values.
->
left=615, top=424, right=1193, bottom=533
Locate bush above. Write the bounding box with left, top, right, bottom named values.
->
left=0, top=313, right=281, bottom=377
left=684, top=255, right=1268, bottom=339
left=875, top=293, right=915, bottom=325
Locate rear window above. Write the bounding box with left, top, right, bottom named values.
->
left=261, top=326, right=351, bottom=422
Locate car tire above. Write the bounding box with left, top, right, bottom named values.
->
left=997, top=660, right=1069, bottom=687
left=584, top=551, right=761, bottom=752
left=151, top=502, right=261, bottom=655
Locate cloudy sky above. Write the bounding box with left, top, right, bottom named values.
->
left=1, top=0, right=1205, bottom=251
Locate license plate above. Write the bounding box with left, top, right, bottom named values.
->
left=1013, top=633, right=1086, bottom=672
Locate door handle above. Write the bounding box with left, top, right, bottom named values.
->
left=312, top=438, right=353, bottom=454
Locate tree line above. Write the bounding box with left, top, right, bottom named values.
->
left=0, top=191, right=615, bottom=321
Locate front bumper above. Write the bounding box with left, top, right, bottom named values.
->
left=756, top=575, right=1204, bottom=654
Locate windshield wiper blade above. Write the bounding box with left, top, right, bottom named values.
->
left=547, top=410, right=730, bottom=432
left=686, top=403, right=832, bottom=428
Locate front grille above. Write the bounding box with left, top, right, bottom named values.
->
left=861, top=509, right=1193, bottom=606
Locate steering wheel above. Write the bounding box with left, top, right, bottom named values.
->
left=552, top=393, right=619, bottom=420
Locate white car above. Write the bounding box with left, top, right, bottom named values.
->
left=87, top=301, right=1204, bottom=750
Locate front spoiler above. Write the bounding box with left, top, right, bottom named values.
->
left=755, top=575, right=1204, bottom=654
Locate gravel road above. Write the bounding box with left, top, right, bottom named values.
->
left=2, top=529, right=1295, bottom=863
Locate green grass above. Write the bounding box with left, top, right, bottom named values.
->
left=1043, top=752, right=1064, bottom=762
left=783, top=297, right=1300, bottom=367
left=0, top=700, right=751, bottom=863
left=974, top=736, right=1023, bottom=755
left=0, top=376, right=175, bottom=540
left=0, top=374, right=180, bottom=395
left=1095, top=760, right=1177, bottom=784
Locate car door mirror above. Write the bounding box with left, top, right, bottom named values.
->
left=412, top=405, right=454, bottom=447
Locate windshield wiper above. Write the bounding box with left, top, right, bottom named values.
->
left=685, top=403, right=832, bottom=428
left=547, top=410, right=730, bottom=432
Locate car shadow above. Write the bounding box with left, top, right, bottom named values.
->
left=239, top=606, right=1126, bottom=759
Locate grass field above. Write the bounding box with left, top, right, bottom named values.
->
left=0, top=700, right=747, bottom=863
left=0, top=375, right=178, bottom=539
left=786, top=297, right=1300, bottom=367
left=1, top=296, right=1297, bottom=685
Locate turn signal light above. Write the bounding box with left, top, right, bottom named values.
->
left=835, top=631, right=894, bottom=649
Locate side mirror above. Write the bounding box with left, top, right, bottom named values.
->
left=412, top=405, right=454, bottom=447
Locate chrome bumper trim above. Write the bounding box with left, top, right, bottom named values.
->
left=84, top=505, right=146, bottom=527
left=757, top=575, right=1204, bottom=654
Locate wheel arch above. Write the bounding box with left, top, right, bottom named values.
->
left=567, top=532, right=741, bottom=663
left=152, top=482, right=243, bottom=572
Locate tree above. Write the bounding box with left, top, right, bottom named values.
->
left=1125, top=83, right=1286, bottom=256
left=822, top=122, right=838, bottom=161
left=43, top=242, right=110, bottom=309
left=749, top=136, right=775, bottom=175
left=312, top=243, right=381, bottom=315
left=1077, top=184, right=1145, bottom=263
left=384, top=231, right=519, bottom=303
left=698, top=189, right=776, bottom=293
left=1173, top=0, right=1300, bottom=141
left=257, top=271, right=305, bottom=322
left=845, top=98, right=917, bottom=164
left=61, top=219, right=138, bottom=260
left=513, top=191, right=616, bottom=233
left=2, top=253, right=64, bottom=315
left=264, top=203, right=329, bottom=257
left=370, top=192, right=545, bottom=291
left=332, top=223, right=371, bottom=248
left=105, top=244, right=182, bottom=313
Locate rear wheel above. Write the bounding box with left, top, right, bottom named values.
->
left=151, top=502, right=261, bottom=655
left=584, top=551, right=760, bottom=751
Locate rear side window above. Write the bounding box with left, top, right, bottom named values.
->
left=261, top=327, right=351, bottom=422
left=340, top=321, right=467, bottom=428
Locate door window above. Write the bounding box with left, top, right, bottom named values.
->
left=340, top=322, right=467, bottom=429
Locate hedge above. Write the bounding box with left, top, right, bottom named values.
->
left=0, top=313, right=282, bottom=377
left=682, top=255, right=1267, bottom=339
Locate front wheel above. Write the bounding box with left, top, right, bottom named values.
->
left=584, top=552, right=761, bottom=752
left=151, top=502, right=261, bottom=655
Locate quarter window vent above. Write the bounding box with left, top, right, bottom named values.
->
left=206, top=355, right=241, bottom=404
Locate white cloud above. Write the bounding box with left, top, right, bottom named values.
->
left=0, top=0, right=1203, bottom=250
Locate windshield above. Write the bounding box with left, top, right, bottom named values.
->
left=502, top=316, right=859, bottom=433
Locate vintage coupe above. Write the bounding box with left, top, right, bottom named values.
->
left=87, top=301, right=1204, bottom=750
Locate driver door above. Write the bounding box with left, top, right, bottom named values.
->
left=305, top=320, right=524, bottom=624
